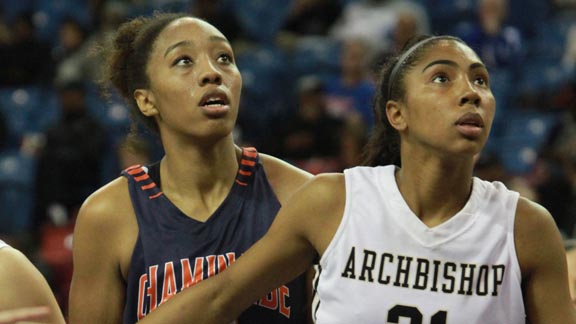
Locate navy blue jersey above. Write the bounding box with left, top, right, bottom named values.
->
left=121, top=147, right=308, bottom=323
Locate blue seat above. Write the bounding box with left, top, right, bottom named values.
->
left=235, top=45, right=292, bottom=145
left=508, top=0, right=551, bottom=35
left=33, top=0, right=93, bottom=44
left=497, top=140, right=538, bottom=175
left=231, top=0, right=292, bottom=43
left=236, top=45, right=288, bottom=98
left=0, top=86, right=47, bottom=145
left=517, top=59, right=572, bottom=96
left=290, top=36, right=341, bottom=80
left=0, top=150, right=36, bottom=234
left=494, top=110, right=560, bottom=174
left=525, top=16, right=572, bottom=62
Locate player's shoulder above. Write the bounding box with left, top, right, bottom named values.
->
left=309, top=172, right=345, bottom=189
left=514, top=196, right=563, bottom=274
left=515, top=196, right=555, bottom=232
left=76, top=176, right=132, bottom=230
left=258, top=153, right=313, bottom=202
left=293, top=173, right=346, bottom=206
left=0, top=245, right=31, bottom=278
left=259, top=153, right=312, bottom=181
left=0, top=245, right=47, bottom=296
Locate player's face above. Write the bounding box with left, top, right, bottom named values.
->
left=399, top=40, right=495, bottom=157
left=142, top=17, right=242, bottom=141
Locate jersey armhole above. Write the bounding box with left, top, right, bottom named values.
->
left=507, top=191, right=523, bottom=283
left=319, top=170, right=352, bottom=268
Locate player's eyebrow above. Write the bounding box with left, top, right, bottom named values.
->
left=422, top=59, right=487, bottom=72
left=164, top=36, right=230, bottom=58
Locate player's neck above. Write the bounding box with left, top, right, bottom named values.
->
left=395, top=158, right=474, bottom=227
left=160, top=137, right=239, bottom=194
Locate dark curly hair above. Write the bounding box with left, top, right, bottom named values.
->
left=100, top=12, right=191, bottom=135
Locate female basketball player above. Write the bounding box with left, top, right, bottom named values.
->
left=134, top=35, right=576, bottom=323
left=68, top=13, right=312, bottom=323
left=0, top=240, right=65, bottom=324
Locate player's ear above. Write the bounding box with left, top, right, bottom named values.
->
left=386, top=100, right=406, bottom=131
left=134, top=89, right=159, bottom=116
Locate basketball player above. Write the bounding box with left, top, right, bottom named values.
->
left=0, top=240, right=65, bottom=324
left=133, top=35, right=576, bottom=323
left=68, top=13, right=312, bottom=323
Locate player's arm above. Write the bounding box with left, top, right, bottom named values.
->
left=69, top=179, right=135, bottom=324
left=566, top=247, right=576, bottom=305
left=0, top=246, right=65, bottom=324
left=138, top=174, right=345, bottom=324
left=515, top=197, right=576, bottom=323
left=260, top=154, right=318, bottom=324
left=0, top=306, right=52, bottom=324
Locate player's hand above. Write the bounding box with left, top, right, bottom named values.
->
left=0, top=306, right=50, bottom=324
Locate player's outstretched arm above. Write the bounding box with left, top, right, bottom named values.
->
left=139, top=173, right=345, bottom=323
left=0, top=246, right=65, bottom=324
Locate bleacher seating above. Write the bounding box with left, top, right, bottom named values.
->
left=495, top=110, right=561, bottom=174
left=0, top=149, right=36, bottom=234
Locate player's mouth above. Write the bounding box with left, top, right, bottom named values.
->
left=455, top=112, right=484, bottom=138
left=199, top=90, right=230, bottom=117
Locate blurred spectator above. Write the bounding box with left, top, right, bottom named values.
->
left=540, top=112, right=576, bottom=238
left=454, top=0, right=524, bottom=140
left=0, top=11, right=53, bottom=86
left=324, top=38, right=375, bottom=129
left=188, top=0, right=246, bottom=45
left=0, top=5, right=10, bottom=46
left=33, top=81, right=106, bottom=228
left=52, top=17, right=91, bottom=85
left=280, top=0, right=342, bottom=37
left=330, top=0, right=429, bottom=54
left=61, top=1, right=130, bottom=85
left=276, top=76, right=344, bottom=173
left=473, top=150, right=537, bottom=200
left=31, top=80, right=106, bottom=314
left=387, top=6, right=421, bottom=56
left=562, top=22, right=576, bottom=72
left=51, top=17, right=86, bottom=65
left=374, top=4, right=423, bottom=68
left=455, top=0, right=523, bottom=70
left=531, top=157, right=575, bottom=238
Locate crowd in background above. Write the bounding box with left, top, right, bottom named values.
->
left=0, top=0, right=575, bottom=315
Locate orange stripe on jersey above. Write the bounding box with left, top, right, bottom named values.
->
left=241, top=159, right=256, bottom=167
left=243, top=148, right=257, bottom=158
left=134, top=173, right=150, bottom=182
left=235, top=179, right=248, bottom=186
left=149, top=192, right=163, bottom=199
left=238, top=169, right=252, bottom=176
left=127, top=166, right=143, bottom=175
left=141, top=183, right=156, bottom=190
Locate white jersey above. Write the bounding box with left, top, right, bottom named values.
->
left=314, top=165, right=525, bottom=324
left=0, top=239, right=7, bottom=250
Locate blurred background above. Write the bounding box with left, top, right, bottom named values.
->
left=0, top=0, right=574, bottom=316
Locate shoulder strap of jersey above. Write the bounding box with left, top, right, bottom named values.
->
left=235, top=147, right=259, bottom=187
left=123, top=164, right=163, bottom=199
